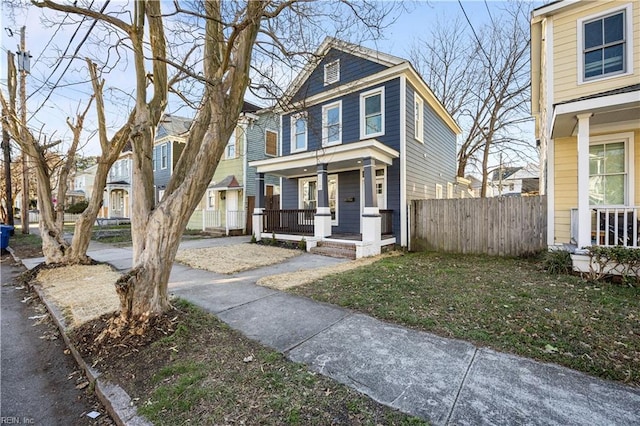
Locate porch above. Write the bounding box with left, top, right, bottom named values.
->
left=188, top=209, right=246, bottom=236
left=571, top=207, right=640, bottom=249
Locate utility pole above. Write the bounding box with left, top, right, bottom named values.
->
left=18, top=26, right=29, bottom=234
left=2, top=51, right=16, bottom=230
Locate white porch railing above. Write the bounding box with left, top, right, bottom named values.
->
left=226, top=210, right=245, bottom=230
left=571, top=207, right=639, bottom=248
left=202, top=210, right=221, bottom=229
left=28, top=212, right=83, bottom=223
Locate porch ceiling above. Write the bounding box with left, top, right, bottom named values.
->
left=250, top=139, right=399, bottom=178
left=552, top=89, right=640, bottom=138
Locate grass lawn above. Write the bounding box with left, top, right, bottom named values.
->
left=290, top=251, right=640, bottom=386
left=73, top=300, right=425, bottom=425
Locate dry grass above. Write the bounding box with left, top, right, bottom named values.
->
left=175, top=243, right=301, bottom=274
left=257, top=253, right=398, bottom=290
left=36, top=265, right=121, bottom=328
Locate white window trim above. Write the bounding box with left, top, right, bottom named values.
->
left=435, top=183, right=443, bottom=199
left=415, top=95, right=424, bottom=143
left=588, top=132, right=635, bottom=207
left=226, top=129, right=237, bottom=160
left=152, top=147, right=156, bottom=171
left=207, top=189, right=216, bottom=210
left=324, top=59, right=340, bottom=86
left=161, top=143, right=168, bottom=170
left=577, top=3, right=634, bottom=85
left=290, top=113, right=308, bottom=153
left=447, top=182, right=453, bottom=199
left=360, top=87, right=385, bottom=139
left=322, top=100, right=342, bottom=147
left=265, top=129, right=278, bottom=157
left=299, top=175, right=339, bottom=226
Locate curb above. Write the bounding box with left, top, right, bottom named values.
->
left=9, top=247, right=152, bottom=426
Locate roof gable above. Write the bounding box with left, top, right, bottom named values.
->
left=285, top=37, right=405, bottom=104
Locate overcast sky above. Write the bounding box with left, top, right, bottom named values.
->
left=0, top=0, right=538, bottom=166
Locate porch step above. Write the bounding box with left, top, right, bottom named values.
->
left=310, top=241, right=356, bottom=260
left=204, top=228, right=227, bottom=237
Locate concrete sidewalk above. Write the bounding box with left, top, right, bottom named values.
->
left=20, top=238, right=640, bottom=425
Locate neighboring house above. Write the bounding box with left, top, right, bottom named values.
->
left=67, top=163, right=98, bottom=204
left=152, top=114, right=190, bottom=204
left=488, top=164, right=540, bottom=197
left=194, top=103, right=281, bottom=235
left=105, top=149, right=133, bottom=219
left=250, top=37, right=461, bottom=258
left=531, top=1, right=640, bottom=270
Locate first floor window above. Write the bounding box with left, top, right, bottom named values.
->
left=265, top=130, right=278, bottom=156
left=589, top=141, right=626, bottom=205
left=300, top=175, right=338, bottom=223
left=207, top=190, right=216, bottom=209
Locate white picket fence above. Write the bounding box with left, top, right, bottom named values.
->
left=28, top=211, right=83, bottom=223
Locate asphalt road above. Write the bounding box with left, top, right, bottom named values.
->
left=0, top=254, right=112, bottom=425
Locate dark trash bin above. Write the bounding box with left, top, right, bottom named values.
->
left=1, top=225, right=14, bottom=252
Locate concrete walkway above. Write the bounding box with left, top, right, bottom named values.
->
left=20, top=238, right=640, bottom=425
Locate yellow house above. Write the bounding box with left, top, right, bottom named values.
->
left=531, top=0, right=640, bottom=269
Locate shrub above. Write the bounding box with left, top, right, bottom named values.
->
left=543, top=249, right=572, bottom=275
left=298, top=238, right=306, bottom=251
left=586, top=246, right=640, bottom=286
left=65, top=201, right=89, bottom=214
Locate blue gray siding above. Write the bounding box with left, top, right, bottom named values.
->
left=282, top=78, right=402, bottom=156
left=333, top=171, right=360, bottom=234
left=405, top=83, right=457, bottom=201
left=292, top=49, right=388, bottom=102
left=246, top=112, right=280, bottom=197
left=153, top=141, right=172, bottom=201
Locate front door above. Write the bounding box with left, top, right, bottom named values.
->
left=226, top=190, right=239, bottom=228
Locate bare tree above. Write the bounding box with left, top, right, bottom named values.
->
left=29, top=0, right=397, bottom=330
left=410, top=4, right=533, bottom=197
left=1, top=84, right=93, bottom=262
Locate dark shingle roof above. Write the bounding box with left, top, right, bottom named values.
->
left=555, top=84, right=640, bottom=106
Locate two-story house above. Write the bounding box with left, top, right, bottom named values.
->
left=531, top=0, right=640, bottom=271
left=152, top=114, right=190, bottom=204
left=192, top=103, right=281, bottom=235
left=250, top=37, right=461, bottom=258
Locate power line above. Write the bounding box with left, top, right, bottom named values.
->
left=28, top=1, right=111, bottom=120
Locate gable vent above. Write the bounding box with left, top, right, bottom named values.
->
left=324, top=60, right=340, bottom=85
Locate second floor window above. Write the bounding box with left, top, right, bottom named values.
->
left=226, top=130, right=237, bottom=159
left=291, top=114, right=307, bottom=152
left=415, top=95, right=424, bottom=142
left=322, top=101, right=341, bottom=146
left=360, top=87, right=385, bottom=139
left=582, top=9, right=626, bottom=81
left=161, top=144, right=168, bottom=169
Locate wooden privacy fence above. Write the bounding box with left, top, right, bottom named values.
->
left=410, top=196, right=547, bottom=256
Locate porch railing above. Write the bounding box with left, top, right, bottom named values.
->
left=226, top=210, right=245, bottom=230
left=263, top=209, right=314, bottom=235
left=593, top=207, right=639, bottom=248
left=202, top=210, right=221, bottom=229
left=571, top=207, right=639, bottom=248
left=380, top=209, right=393, bottom=235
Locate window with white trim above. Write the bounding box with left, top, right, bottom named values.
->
left=161, top=143, right=168, bottom=169
left=324, top=60, right=340, bottom=85
left=435, top=184, right=443, bottom=199
left=589, top=140, right=627, bottom=205
left=291, top=114, right=307, bottom=153
left=447, top=182, right=453, bottom=199
left=322, top=101, right=342, bottom=146
left=579, top=5, right=632, bottom=83
left=207, top=189, right=216, bottom=210
left=415, top=95, right=424, bottom=142
left=360, top=87, right=385, bottom=139
left=226, top=130, right=237, bottom=159
left=300, top=175, right=338, bottom=224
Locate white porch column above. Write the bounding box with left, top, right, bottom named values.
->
left=361, top=157, right=381, bottom=257
left=253, top=173, right=265, bottom=241
left=314, top=163, right=332, bottom=238
left=577, top=113, right=592, bottom=250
